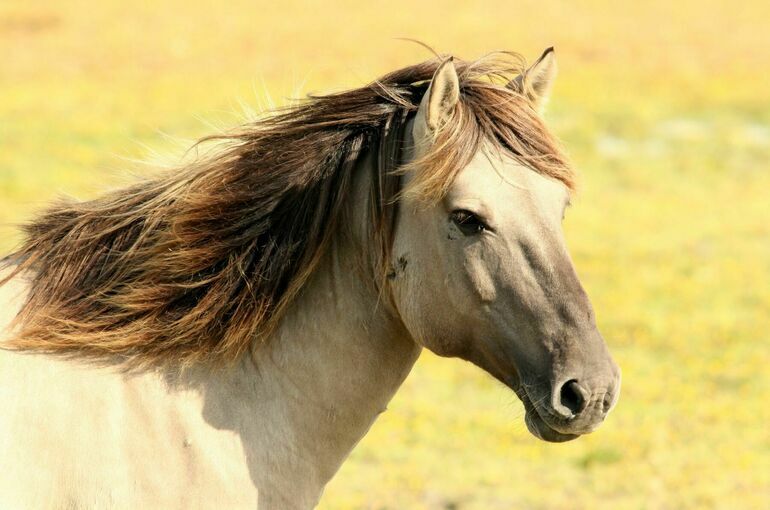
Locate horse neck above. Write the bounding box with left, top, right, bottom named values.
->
left=201, top=152, right=420, bottom=507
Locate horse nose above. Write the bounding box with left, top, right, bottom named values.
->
left=552, top=379, right=589, bottom=418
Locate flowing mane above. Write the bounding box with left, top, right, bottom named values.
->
left=0, top=52, right=574, bottom=368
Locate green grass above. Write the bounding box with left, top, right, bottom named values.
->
left=1, top=1, right=768, bottom=508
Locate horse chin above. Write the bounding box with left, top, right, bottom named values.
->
left=524, top=409, right=580, bottom=443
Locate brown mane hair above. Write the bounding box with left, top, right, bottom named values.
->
left=0, top=52, right=574, bottom=368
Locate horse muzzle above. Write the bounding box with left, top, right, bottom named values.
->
left=516, top=369, right=621, bottom=443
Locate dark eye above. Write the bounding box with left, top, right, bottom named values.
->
left=450, top=209, right=488, bottom=236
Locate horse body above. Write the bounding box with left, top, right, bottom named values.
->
left=0, top=49, right=620, bottom=509
left=0, top=205, right=419, bottom=509
left=0, top=329, right=258, bottom=508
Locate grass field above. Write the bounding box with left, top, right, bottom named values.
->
left=1, top=1, right=769, bottom=508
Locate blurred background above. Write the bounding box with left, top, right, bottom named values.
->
left=1, top=1, right=768, bottom=508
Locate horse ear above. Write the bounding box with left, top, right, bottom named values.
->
left=414, top=57, right=460, bottom=143
left=509, top=47, right=557, bottom=112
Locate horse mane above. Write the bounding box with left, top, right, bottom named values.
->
left=0, top=52, right=574, bottom=368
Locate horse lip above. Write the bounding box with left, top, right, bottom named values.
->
left=524, top=409, right=579, bottom=443
left=512, top=383, right=581, bottom=443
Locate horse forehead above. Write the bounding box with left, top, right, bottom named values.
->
left=451, top=151, right=568, bottom=211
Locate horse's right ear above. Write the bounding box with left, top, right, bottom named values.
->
left=413, top=57, right=460, bottom=145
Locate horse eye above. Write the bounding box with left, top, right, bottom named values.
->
left=450, top=209, right=488, bottom=236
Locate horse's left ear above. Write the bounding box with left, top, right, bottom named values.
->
left=414, top=57, right=460, bottom=144
left=508, top=47, right=557, bottom=112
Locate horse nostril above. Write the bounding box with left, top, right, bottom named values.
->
left=559, top=379, right=587, bottom=416
left=602, top=392, right=613, bottom=414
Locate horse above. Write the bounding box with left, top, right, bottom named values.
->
left=0, top=48, right=620, bottom=509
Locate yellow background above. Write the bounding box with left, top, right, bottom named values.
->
left=1, top=1, right=768, bottom=508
